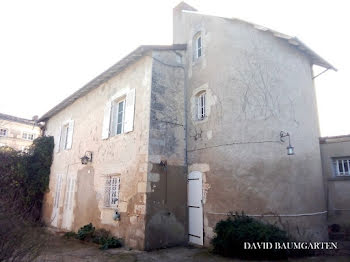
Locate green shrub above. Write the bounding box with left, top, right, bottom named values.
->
left=211, top=213, right=290, bottom=260
left=63, top=231, right=77, bottom=239
left=73, top=223, right=122, bottom=249
left=100, top=237, right=122, bottom=250
left=92, top=228, right=110, bottom=245
left=76, top=223, right=95, bottom=241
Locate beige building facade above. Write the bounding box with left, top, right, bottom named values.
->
left=320, top=135, right=350, bottom=227
left=0, top=113, right=41, bottom=151
left=41, top=2, right=336, bottom=250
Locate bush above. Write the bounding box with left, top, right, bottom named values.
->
left=211, top=213, right=290, bottom=260
left=73, top=223, right=122, bottom=250
left=100, top=237, right=122, bottom=250
left=92, top=228, right=110, bottom=245
left=63, top=231, right=77, bottom=239
left=76, top=223, right=95, bottom=241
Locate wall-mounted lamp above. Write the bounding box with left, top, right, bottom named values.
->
left=280, top=131, right=294, bottom=156
left=113, top=210, right=121, bottom=221
left=80, top=151, right=93, bottom=165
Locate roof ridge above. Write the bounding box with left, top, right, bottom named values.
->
left=0, top=112, right=38, bottom=125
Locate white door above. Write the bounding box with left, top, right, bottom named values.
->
left=188, top=171, right=203, bottom=245
left=51, top=173, right=63, bottom=227
left=62, top=176, right=76, bottom=230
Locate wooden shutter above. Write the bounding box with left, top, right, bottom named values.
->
left=124, top=88, right=135, bottom=133
left=55, top=126, right=62, bottom=153
left=66, top=120, right=74, bottom=149
left=102, top=101, right=112, bottom=139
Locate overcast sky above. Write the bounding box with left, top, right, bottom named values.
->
left=0, top=0, right=348, bottom=136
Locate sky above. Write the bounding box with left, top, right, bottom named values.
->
left=0, top=0, right=348, bottom=136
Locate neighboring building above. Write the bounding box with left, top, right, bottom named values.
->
left=320, top=135, right=350, bottom=227
left=40, top=2, right=336, bottom=250
left=0, top=113, right=41, bottom=151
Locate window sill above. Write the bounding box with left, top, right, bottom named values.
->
left=102, top=206, right=118, bottom=210
left=328, top=177, right=350, bottom=181
left=192, top=57, right=203, bottom=67
left=194, top=117, right=208, bottom=124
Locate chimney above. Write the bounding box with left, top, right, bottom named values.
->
left=173, top=2, right=197, bottom=44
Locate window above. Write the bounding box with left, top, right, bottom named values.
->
left=193, top=32, right=202, bottom=60
left=110, top=98, right=126, bottom=136
left=61, top=123, right=70, bottom=150
left=333, top=158, right=350, bottom=176
left=55, top=120, right=74, bottom=153
left=22, top=132, right=35, bottom=140
left=104, top=176, right=120, bottom=207
left=101, top=88, right=135, bottom=140
left=196, top=91, right=206, bottom=120
left=0, top=128, right=8, bottom=137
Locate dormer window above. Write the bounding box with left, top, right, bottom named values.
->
left=196, top=91, right=206, bottom=120
left=193, top=32, right=202, bottom=60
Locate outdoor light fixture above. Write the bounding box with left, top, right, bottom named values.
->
left=280, top=131, right=294, bottom=156
left=80, top=151, right=93, bottom=165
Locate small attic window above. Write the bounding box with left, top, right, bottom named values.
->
left=193, top=32, right=202, bottom=60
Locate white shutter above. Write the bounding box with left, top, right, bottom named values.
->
left=102, top=101, right=112, bottom=139
left=124, top=88, right=136, bottom=133
left=66, top=120, right=74, bottom=149
left=55, top=126, right=62, bottom=153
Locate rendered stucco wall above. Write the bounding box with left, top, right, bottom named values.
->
left=320, top=136, right=350, bottom=226
left=145, top=50, right=187, bottom=250
left=174, top=8, right=327, bottom=244
left=42, top=56, right=153, bottom=249
left=0, top=119, right=41, bottom=150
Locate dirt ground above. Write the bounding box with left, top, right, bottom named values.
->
left=31, top=234, right=350, bottom=262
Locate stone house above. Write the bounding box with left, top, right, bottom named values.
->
left=0, top=113, right=41, bottom=151
left=40, top=2, right=336, bottom=250
left=320, top=135, right=350, bottom=230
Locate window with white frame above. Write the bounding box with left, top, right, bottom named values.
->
left=22, top=132, right=35, bottom=140
left=333, top=157, right=350, bottom=176
left=193, top=32, right=202, bottom=60
left=196, top=91, right=206, bottom=120
left=55, top=120, right=74, bottom=153
left=104, top=176, right=120, bottom=207
left=61, top=123, right=70, bottom=150
left=0, top=128, right=8, bottom=137
left=101, top=88, right=136, bottom=139
left=110, top=98, right=126, bottom=136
